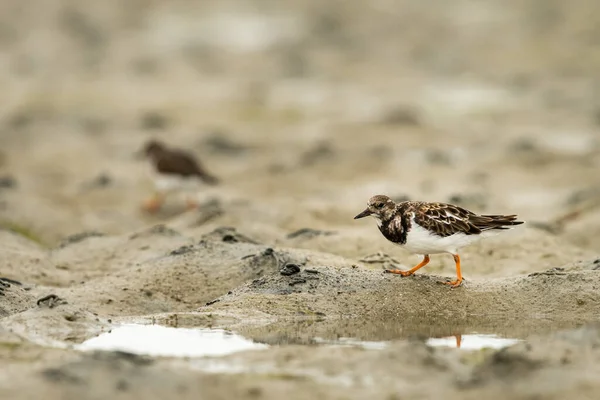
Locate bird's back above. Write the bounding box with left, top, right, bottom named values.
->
left=402, top=201, right=523, bottom=238
left=157, top=149, right=219, bottom=184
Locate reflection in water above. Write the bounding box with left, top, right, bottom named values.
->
left=313, top=337, right=388, bottom=350
left=427, top=334, right=520, bottom=349
left=233, top=315, right=572, bottom=346
left=76, top=324, right=268, bottom=357
left=315, top=334, right=519, bottom=350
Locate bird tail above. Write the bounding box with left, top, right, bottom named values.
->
left=472, top=214, right=524, bottom=231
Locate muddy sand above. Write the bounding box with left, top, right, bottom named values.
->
left=2, top=0, right=600, bottom=399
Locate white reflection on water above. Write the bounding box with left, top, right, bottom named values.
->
left=316, top=334, right=519, bottom=351
left=76, top=324, right=268, bottom=357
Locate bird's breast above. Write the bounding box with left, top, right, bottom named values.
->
left=378, top=217, right=408, bottom=245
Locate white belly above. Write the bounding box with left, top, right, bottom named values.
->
left=153, top=174, right=203, bottom=193
left=402, top=222, right=496, bottom=255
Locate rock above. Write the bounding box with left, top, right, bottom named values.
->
left=140, top=111, right=169, bottom=131
left=58, top=231, right=105, bottom=248
left=378, top=105, right=421, bottom=126
left=286, top=228, right=335, bottom=239
left=202, top=227, right=259, bottom=244
left=202, top=131, right=248, bottom=155
left=0, top=175, right=17, bottom=189
left=280, top=264, right=301, bottom=276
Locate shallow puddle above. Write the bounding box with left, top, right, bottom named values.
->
left=76, top=321, right=519, bottom=359
left=76, top=324, right=268, bottom=357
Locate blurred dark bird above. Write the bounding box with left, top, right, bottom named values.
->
left=142, top=140, right=219, bottom=213
left=354, top=195, right=524, bottom=287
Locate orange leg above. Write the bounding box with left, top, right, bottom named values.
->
left=385, top=255, right=430, bottom=277
left=444, top=254, right=463, bottom=288
left=142, top=193, right=166, bottom=214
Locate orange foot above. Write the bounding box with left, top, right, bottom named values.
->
left=384, top=269, right=414, bottom=277
left=443, top=278, right=463, bottom=288
left=384, top=255, right=430, bottom=278
left=442, top=254, right=464, bottom=288
left=185, top=199, right=199, bottom=211
left=142, top=196, right=164, bottom=214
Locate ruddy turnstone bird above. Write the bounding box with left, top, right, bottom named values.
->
left=354, top=195, right=523, bottom=287
left=142, top=140, right=219, bottom=213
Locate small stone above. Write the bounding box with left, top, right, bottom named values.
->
left=64, top=314, right=77, bottom=322
left=170, top=245, right=194, bottom=256
left=140, top=111, right=169, bottom=130
left=379, top=106, right=421, bottom=126
left=280, top=264, right=301, bottom=276
left=286, top=228, right=334, bottom=239
left=0, top=175, right=16, bottom=189
left=222, top=234, right=237, bottom=243
left=58, top=231, right=104, bottom=248
left=203, top=131, right=248, bottom=155
left=90, top=173, right=111, bottom=187
left=247, top=387, right=262, bottom=397
left=37, top=294, right=67, bottom=308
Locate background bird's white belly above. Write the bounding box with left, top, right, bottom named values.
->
left=402, top=222, right=490, bottom=254
left=154, top=174, right=203, bottom=193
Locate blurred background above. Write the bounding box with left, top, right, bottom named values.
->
left=0, top=0, right=599, bottom=251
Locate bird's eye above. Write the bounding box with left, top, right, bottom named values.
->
left=376, top=203, right=384, bottom=209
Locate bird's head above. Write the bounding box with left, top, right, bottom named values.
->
left=354, top=195, right=397, bottom=222
left=143, top=140, right=166, bottom=160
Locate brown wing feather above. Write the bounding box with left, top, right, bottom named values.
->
left=412, top=202, right=523, bottom=237
left=411, top=202, right=480, bottom=237
left=469, top=214, right=523, bottom=231
left=157, top=150, right=218, bottom=184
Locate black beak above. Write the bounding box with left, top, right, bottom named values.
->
left=354, top=208, right=372, bottom=219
